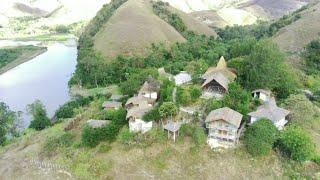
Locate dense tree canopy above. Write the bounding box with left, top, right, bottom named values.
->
left=238, top=40, right=300, bottom=99
left=303, top=39, right=320, bottom=75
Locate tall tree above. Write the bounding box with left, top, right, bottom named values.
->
left=27, top=100, right=51, bottom=131
left=239, top=40, right=299, bottom=99
left=0, top=102, right=19, bottom=145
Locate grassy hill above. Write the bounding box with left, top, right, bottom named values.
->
left=93, top=0, right=185, bottom=58
left=168, top=0, right=310, bottom=27
left=273, top=1, right=320, bottom=54
left=93, top=0, right=217, bottom=58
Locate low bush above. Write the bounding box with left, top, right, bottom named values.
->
left=278, top=125, right=316, bottom=161
left=180, top=124, right=206, bottom=146
left=193, top=127, right=206, bottom=145
left=44, top=132, right=75, bottom=154
left=82, top=126, right=103, bottom=148
left=244, top=119, right=279, bottom=157
left=82, top=108, right=127, bottom=147
left=117, top=126, right=135, bottom=145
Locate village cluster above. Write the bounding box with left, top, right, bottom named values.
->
left=90, top=57, right=290, bottom=149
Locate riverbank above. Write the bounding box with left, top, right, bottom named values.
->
left=0, top=46, right=47, bottom=75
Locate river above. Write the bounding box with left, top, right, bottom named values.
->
left=0, top=41, right=77, bottom=128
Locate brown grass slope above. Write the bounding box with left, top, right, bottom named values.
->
left=93, top=0, right=186, bottom=58
left=167, top=6, right=217, bottom=37
left=273, top=1, right=320, bottom=54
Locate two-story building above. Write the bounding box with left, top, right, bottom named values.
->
left=205, top=107, right=243, bottom=148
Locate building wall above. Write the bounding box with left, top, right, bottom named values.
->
left=206, top=120, right=238, bottom=142
left=250, top=116, right=288, bottom=130
left=129, top=119, right=153, bottom=133
left=141, top=92, right=158, bottom=99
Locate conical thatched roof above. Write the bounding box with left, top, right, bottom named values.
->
left=216, top=56, right=227, bottom=69
left=202, top=56, right=236, bottom=81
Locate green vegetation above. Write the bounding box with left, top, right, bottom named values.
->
left=205, top=82, right=252, bottom=118
left=152, top=1, right=187, bottom=34
left=159, top=102, right=179, bottom=119
left=278, top=126, right=316, bottom=161
left=27, top=100, right=52, bottom=131
left=81, top=108, right=127, bottom=147
left=55, top=96, right=95, bottom=119
left=0, top=45, right=44, bottom=70
left=180, top=124, right=206, bottom=146
left=237, top=40, right=300, bottom=99
left=303, top=39, right=320, bottom=75
left=43, top=132, right=75, bottom=155
left=0, top=102, right=20, bottom=146
left=54, top=25, right=70, bottom=34
left=244, top=119, right=279, bottom=157
left=176, top=85, right=201, bottom=106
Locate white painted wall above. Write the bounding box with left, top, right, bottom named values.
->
left=142, top=92, right=158, bottom=99
left=129, top=119, right=153, bottom=134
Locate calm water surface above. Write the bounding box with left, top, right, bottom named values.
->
left=0, top=42, right=77, bottom=128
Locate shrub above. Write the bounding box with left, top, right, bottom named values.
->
left=44, top=132, right=75, bottom=153
left=98, top=144, right=112, bottom=153
left=278, top=126, right=316, bottom=161
left=180, top=124, right=194, bottom=137
left=55, top=25, right=70, bottom=33
left=159, top=102, right=178, bottom=118
left=244, top=119, right=279, bottom=157
left=193, top=127, right=206, bottom=145
left=82, top=126, right=103, bottom=148
left=117, top=126, right=135, bottom=145
left=28, top=100, right=51, bottom=131
left=189, top=86, right=202, bottom=101
left=143, top=106, right=161, bottom=122
left=55, top=96, right=93, bottom=119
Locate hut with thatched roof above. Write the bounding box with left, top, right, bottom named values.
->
left=205, top=107, right=243, bottom=148
left=248, top=97, right=290, bottom=130
left=138, top=76, right=161, bottom=100
left=201, top=56, right=237, bottom=98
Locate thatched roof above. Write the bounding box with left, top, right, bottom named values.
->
left=252, top=89, right=272, bottom=96
left=125, top=96, right=151, bottom=106
left=248, top=97, right=290, bottom=123
left=139, top=76, right=161, bottom=94
left=126, top=105, right=153, bottom=119
left=202, top=56, right=237, bottom=80
left=86, top=119, right=111, bottom=128
left=102, top=101, right=122, bottom=108
left=205, top=107, right=243, bottom=127
left=164, top=121, right=182, bottom=132
left=202, top=72, right=230, bottom=90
